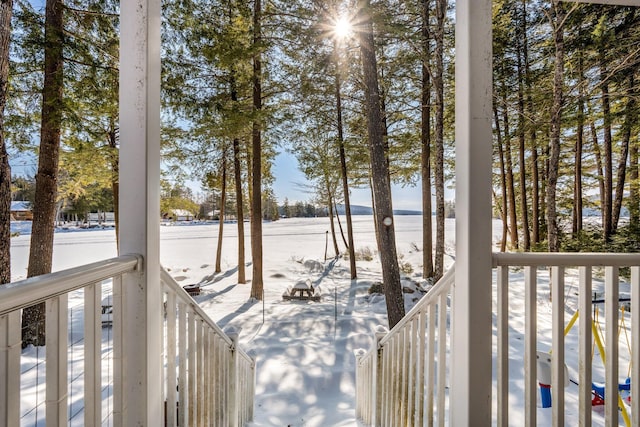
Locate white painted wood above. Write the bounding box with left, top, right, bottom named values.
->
left=165, top=291, right=177, bottom=427
left=197, top=320, right=204, bottom=426
left=551, top=267, right=565, bottom=426
left=84, top=282, right=102, bottom=426
left=0, top=312, right=20, bottom=426
left=632, top=266, right=639, bottom=427
left=0, top=256, right=138, bottom=315
left=111, top=274, right=123, bottom=427
left=203, top=326, right=210, bottom=426
left=119, top=0, right=162, bottom=420
left=453, top=0, right=493, bottom=424
left=427, top=303, right=435, bottom=424
left=578, top=267, right=592, bottom=426
left=497, top=266, right=509, bottom=427
left=177, top=302, right=187, bottom=427
left=417, top=309, right=426, bottom=426
left=605, top=267, right=619, bottom=426
left=524, top=266, right=537, bottom=427
left=187, top=308, right=196, bottom=424
left=45, top=295, right=68, bottom=426
left=437, top=293, right=447, bottom=427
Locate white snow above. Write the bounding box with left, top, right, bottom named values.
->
left=9, top=215, right=634, bottom=426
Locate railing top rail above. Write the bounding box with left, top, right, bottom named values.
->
left=160, top=268, right=255, bottom=365
left=0, top=254, right=141, bottom=316
left=493, top=252, right=640, bottom=268
left=377, top=265, right=455, bottom=348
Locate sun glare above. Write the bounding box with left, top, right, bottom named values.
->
left=333, top=16, right=352, bottom=39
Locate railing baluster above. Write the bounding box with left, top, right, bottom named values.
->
left=605, top=266, right=619, bottom=427
left=417, top=309, right=426, bottom=426
left=524, top=266, right=537, bottom=427
left=427, top=302, right=435, bottom=425
left=178, top=302, right=188, bottom=427
left=437, top=292, right=447, bottom=427
left=0, top=311, right=20, bottom=426
left=45, top=294, right=68, bottom=426
left=166, top=291, right=177, bottom=427
left=203, top=325, right=210, bottom=427
left=407, top=318, right=416, bottom=425
left=112, top=274, right=123, bottom=427
left=578, top=266, right=592, bottom=427
left=632, top=266, right=639, bottom=427
left=197, top=319, right=204, bottom=426
left=84, top=282, right=102, bottom=427
left=497, top=265, right=508, bottom=427
left=551, top=266, right=565, bottom=426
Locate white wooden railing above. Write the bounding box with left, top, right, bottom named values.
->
left=355, top=253, right=640, bottom=426
left=160, top=269, right=255, bottom=427
left=355, top=266, right=455, bottom=426
left=0, top=255, right=255, bottom=426
left=494, top=252, right=639, bottom=427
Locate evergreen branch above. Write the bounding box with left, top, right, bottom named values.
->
left=64, top=56, right=118, bottom=72
left=64, top=6, right=119, bottom=18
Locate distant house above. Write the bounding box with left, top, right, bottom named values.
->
left=165, top=209, right=194, bottom=221
left=11, top=201, right=33, bottom=221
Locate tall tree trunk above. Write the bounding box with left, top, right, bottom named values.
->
left=573, top=51, right=585, bottom=236
left=24, top=0, right=65, bottom=346
left=420, top=0, right=433, bottom=279
left=334, top=201, right=348, bottom=249
left=531, top=145, right=540, bottom=244
left=546, top=0, right=564, bottom=252
left=494, top=105, right=508, bottom=253
left=215, top=155, right=227, bottom=273
left=108, top=122, right=119, bottom=250
left=516, top=13, right=530, bottom=250
left=523, top=0, right=540, bottom=245
left=630, top=135, right=639, bottom=231
left=600, top=48, right=613, bottom=241
left=334, top=41, right=356, bottom=278
left=0, top=0, right=12, bottom=285
left=612, top=73, right=635, bottom=232
left=250, top=0, right=264, bottom=300
left=327, top=188, right=339, bottom=258
left=433, top=0, right=446, bottom=280
left=592, top=121, right=606, bottom=227
left=502, top=78, right=518, bottom=249
left=357, top=0, right=404, bottom=328
left=233, top=137, right=246, bottom=283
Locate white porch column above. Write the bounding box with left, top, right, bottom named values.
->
left=452, top=0, right=493, bottom=425
left=119, top=0, right=162, bottom=423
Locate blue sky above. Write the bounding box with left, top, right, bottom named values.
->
left=9, top=148, right=431, bottom=212
left=272, top=151, right=429, bottom=212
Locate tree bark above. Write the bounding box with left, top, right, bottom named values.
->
left=420, top=0, right=434, bottom=279
left=592, top=121, right=606, bottom=229
left=108, top=121, right=119, bottom=250
left=357, top=0, right=404, bottom=328
left=250, top=0, right=263, bottom=300
left=433, top=0, right=446, bottom=280
left=333, top=41, right=356, bottom=278
left=0, top=0, right=12, bottom=285
left=233, top=137, right=246, bottom=283
left=573, top=50, right=585, bottom=236
left=600, top=47, right=613, bottom=241
left=327, top=188, right=339, bottom=258
left=502, top=79, right=518, bottom=249
left=494, top=105, right=508, bottom=253
left=516, top=11, right=530, bottom=250
left=612, top=73, right=635, bottom=232
left=215, top=154, right=227, bottom=273
left=24, top=0, right=65, bottom=346
left=630, top=135, right=639, bottom=231
left=546, top=0, right=564, bottom=252
left=523, top=0, right=540, bottom=245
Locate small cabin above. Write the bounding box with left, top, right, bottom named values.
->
left=10, top=201, right=33, bottom=221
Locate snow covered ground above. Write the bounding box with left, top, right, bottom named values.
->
left=9, top=216, right=634, bottom=426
